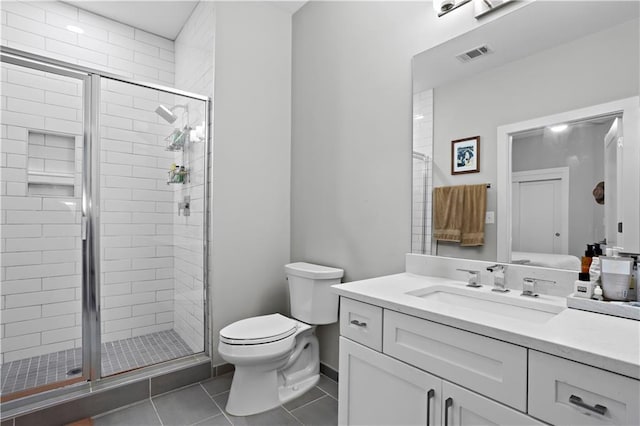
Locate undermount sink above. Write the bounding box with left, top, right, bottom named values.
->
left=406, top=285, right=565, bottom=323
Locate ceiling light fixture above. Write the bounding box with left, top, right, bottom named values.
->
left=66, top=25, right=85, bottom=34
left=550, top=124, right=569, bottom=133
left=434, top=0, right=472, bottom=17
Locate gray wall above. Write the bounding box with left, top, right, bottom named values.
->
left=211, top=2, right=292, bottom=365
left=433, top=19, right=639, bottom=261
left=291, top=1, right=523, bottom=370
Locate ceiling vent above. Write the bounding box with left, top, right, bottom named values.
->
left=456, top=45, right=493, bottom=62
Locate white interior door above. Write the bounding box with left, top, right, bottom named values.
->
left=512, top=168, right=569, bottom=254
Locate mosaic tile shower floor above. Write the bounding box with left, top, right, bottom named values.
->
left=0, top=330, right=193, bottom=396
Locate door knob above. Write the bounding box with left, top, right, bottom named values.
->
left=555, top=233, right=560, bottom=236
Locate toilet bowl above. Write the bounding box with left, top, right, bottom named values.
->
left=218, top=262, right=343, bottom=416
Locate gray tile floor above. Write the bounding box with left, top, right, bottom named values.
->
left=93, top=373, right=339, bottom=426
left=0, top=330, right=192, bottom=396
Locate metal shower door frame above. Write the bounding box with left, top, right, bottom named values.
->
left=0, top=46, right=211, bottom=386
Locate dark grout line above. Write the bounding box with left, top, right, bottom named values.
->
left=149, top=397, right=165, bottom=426
left=281, top=402, right=305, bottom=426
left=288, top=394, right=329, bottom=413
left=199, top=382, right=234, bottom=425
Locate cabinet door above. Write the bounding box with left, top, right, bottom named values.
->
left=442, top=381, right=544, bottom=426
left=339, top=337, right=441, bottom=426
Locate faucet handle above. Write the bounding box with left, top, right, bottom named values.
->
left=457, top=269, right=482, bottom=288
left=486, top=264, right=506, bottom=272
left=521, top=277, right=556, bottom=297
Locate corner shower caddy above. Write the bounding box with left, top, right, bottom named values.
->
left=166, top=125, right=191, bottom=184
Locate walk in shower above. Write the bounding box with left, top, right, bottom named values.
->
left=0, top=47, right=209, bottom=401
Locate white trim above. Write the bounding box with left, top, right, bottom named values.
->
left=512, top=167, right=569, bottom=255
left=497, top=96, right=640, bottom=262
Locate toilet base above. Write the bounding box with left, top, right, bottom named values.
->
left=225, top=364, right=283, bottom=416
left=279, top=373, right=319, bottom=405
left=223, top=326, right=320, bottom=417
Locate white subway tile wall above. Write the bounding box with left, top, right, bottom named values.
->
left=172, top=1, right=214, bottom=353
left=1, top=0, right=211, bottom=373
left=99, top=77, right=182, bottom=355
left=0, top=62, right=83, bottom=363
left=412, top=90, right=434, bottom=254
left=1, top=1, right=175, bottom=85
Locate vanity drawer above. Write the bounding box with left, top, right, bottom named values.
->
left=383, top=310, right=527, bottom=411
left=340, top=297, right=383, bottom=351
left=529, top=350, right=640, bottom=426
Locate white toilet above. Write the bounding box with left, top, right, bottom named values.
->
left=218, top=262, right=344, bottom=416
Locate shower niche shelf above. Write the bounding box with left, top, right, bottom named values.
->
left=27, top=130, right=77, bottom=197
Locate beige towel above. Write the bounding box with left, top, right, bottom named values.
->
left=433, top=185, right=465, bottom=242
left=461, top=184, right=487, bottom=246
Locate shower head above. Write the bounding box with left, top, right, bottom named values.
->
left=155, top=105, right=178, bottom=124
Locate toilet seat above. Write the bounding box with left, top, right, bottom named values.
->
left=220, top=313, right=297, bottom=345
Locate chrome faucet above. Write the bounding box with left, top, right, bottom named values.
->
left=457, top=269, right=481, bottom=288
left=521, top=277, right=556, bottom=297
left=486, top=264, right=509, bottom=293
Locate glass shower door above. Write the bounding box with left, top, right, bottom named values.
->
left=98, top=77, right=206, bottom=377
left=0, top=60, right=89, bottom=400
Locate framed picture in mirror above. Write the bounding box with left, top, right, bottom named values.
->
left=451, top=136, right=480, bottom=175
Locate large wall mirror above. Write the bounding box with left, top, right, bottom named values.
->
left=411, top=0, right=640, bottom=269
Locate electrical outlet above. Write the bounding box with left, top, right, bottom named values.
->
left=485, top=211, right=495, bottom=224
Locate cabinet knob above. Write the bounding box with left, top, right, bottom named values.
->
left=350, top=319, right=367, bottom=328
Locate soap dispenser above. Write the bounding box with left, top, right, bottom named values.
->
left=581, top=244, right=595, bottom=273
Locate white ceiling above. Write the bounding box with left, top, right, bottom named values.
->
left=64, top=1, right=308, bottom=40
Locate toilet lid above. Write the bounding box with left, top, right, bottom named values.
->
left=219, top=313, right=297, bottom=345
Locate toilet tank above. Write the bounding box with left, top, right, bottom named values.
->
left=285, top=262, right=344, bottom=325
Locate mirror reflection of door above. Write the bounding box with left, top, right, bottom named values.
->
left=510, top=115, right=619, bottom=259
left=604, top=117, right=622, bottom=247
left=512, top=169, right=568, bottom=254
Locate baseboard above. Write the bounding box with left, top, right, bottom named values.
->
left=209, top=361, right=336, bottom=382
left=212, top=363, right=234, bottom=376
left=319, top=362, right=339, bottom=382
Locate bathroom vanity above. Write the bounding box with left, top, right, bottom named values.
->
left=333, top=255, right=640, bottom=426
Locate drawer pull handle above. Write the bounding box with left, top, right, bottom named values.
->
left=444, top=397, right=453, bottom=426
left=426, top=389, right=435, bottom=426
left=350, top=320, right=367, bottom=327
left=569, top=395, right=608, bottom=416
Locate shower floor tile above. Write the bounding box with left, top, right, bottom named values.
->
left=0, top=330, right=193, bottom=397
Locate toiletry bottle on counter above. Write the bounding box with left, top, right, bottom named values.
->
left=581, top=244, right=595, bottom=273
left=574, top=272, right=594, bottom=298
left=593, top=284, right=604, bottom=301
left=594, top=243, right=603, bottom=257
left=589, top=252, right=601, bottom=285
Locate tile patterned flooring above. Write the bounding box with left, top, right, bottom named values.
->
left=0, top=330, right=193, bottom=396
left=92, top=373, right=339, bottom=426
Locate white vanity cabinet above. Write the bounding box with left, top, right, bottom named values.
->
left=338, top=297, right=544, bottom=426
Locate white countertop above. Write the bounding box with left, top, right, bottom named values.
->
left=333, top=272, right=640, bottom=380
